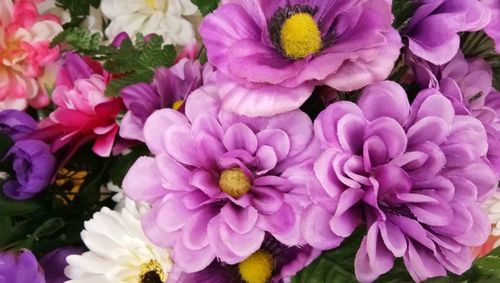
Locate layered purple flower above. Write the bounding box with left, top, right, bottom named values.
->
left=302, top=81, right=497, bottom=282
left=120, top=58, right=210, bottom=141
left=174, top=236, right=319, bottom=283
left=405, top=0, right=491, bottom=65
left=484, top=0, right=500, bottom=52
left=123, top=86, right=318, bottom=273
left=3, top=139, right=56, bottom=200
left=0, top=110, right=37, bottom=141
left=200, top=0, right=401, bottom=117
left=0, top=250, right=45, bottom=283
left=411, top=51, right=500, bottom=176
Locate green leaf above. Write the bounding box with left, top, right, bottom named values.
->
left=56, top=0, right=102, bottom=27
left=105, top=71, right=154, bottom=97
left=392, top=0, right=416, bottom=30
left=50, top=27, right=103, bottom=51
left=0, top=193, right=41, bottom=217
left=33, top=218, right=65, bottom=239
left=0, top=217, right=12, bottom=246
left=292, top=229, right=365, bottom=283
left=192, top=0, right=219, bottom=15
left=0, top=133, right=13, bottom=159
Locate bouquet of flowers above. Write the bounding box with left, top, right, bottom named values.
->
left=0, top=0, right=500, bottom=282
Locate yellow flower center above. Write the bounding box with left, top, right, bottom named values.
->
left=238, top=250, right=274, bottom=283
left=139, top=259, right=165, bottom=283
left=145, top=0, right=167, bottom=11
left=280, top=13, right=322, bottom=59
left=219, top=168, right=251, bottom=199
left=172, top=99, right=184, bottom=110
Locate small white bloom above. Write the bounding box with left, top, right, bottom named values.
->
left=65, top=199, right=172, bottom=283
left=100, top=0, right=198, bottom=45
left=483, top=191, right=500, bottom=237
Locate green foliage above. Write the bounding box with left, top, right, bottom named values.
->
left=51, top=28, right=177, bottom=97
left=56, top=0, right=101, bottom=28
left=392, top=0, right=415, bottom=30
left=192, top=0, right=219, bottom=15
left=292, top=229, right=365, bottom=283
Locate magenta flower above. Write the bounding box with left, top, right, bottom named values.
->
left=199, top=0, right=401, bottom=117
left=405, top=0, right=491, bottom=65
left=411, top=51, right=500, bottom=176
left=484, top=0, right=500, bottom=52
left=302, top=81, right=497, bottom=282
left=123, top=86, right=318, bottom=273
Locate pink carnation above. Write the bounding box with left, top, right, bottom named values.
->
left=0, top=0, right=62, bottom=110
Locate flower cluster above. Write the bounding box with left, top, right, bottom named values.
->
left=0, top=0, right=499, bottom=283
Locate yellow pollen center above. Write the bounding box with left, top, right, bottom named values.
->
left=219, top=168, right=251, bottom=199
left=139, top=259, right=165, bottom=283
left=280, top=13, right=322, bottom=59
left=145, top=0, right=167, bottom=11
left=172, top=99, right=184, bottom=110
left=238, top=250, right=274, bottom=283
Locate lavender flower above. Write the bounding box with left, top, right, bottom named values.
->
left=120, top=58, right=208, bottom=141
left=302, top=81, right=496, bottom=282
left=123, top=86, right=318, bottom=273
left=3, top=140, right=56, bottom=200
left=0, top=250, right=45, bottom=283
left=484, top=0, right=500, bottom=53
left=405, top=0, right=491, bottom=65
left=411, top=51, right=500, bottom=176
left=0, top=110, right=37, bottom=141
left=199, top=0, right=401, bottom=117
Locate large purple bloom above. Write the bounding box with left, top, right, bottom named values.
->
left=199, top=0, right=401, bottom=117
left=411, top=51, right=500, bottom=176
left=120, top=58, right=209, bottom=141
left=0, top=110, right=37, bottom=141
left=0, top=250, right=45, bottom=283
left=484, top=0, right=500, bottom=52
left=302, top=81, right=497, bottom=282
left=405, top=0, right=491, bottom=65
left=123, top=86, right=318, bottom=273
left=3, top=139, right=56, bottom=200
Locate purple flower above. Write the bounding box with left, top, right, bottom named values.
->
left=411, top=51, right=500, bottom=176
left=405, top=0, right=491, bottom=65
left=123, top=86, right=318, bottom=273
left=39, top=247, right=83, bottom=283
left=484, top=0, right=500, bottom=53
left=120, top=59, right=208, bottom=141
left=174, top=236, right=320, bottom=283
left=199, top=0, right=401, bottom=117
left=3, top=139, right=56, bottom=200
left=0, top=110, right=37, bottom=141
left=0, top=250, right=45, bottom=283
left=302, top=81, right=496, bottom=282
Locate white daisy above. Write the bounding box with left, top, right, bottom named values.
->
left=100, top=0, right=198, bottom=45
left=65, top=199, right=172, bottom=283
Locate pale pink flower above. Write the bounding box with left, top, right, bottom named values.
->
left=0, top=0, right=63, bottom=110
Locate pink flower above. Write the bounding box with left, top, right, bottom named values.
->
left=0, top=0, right=62, bottom=110
left=46, top=52, right=124, bottom=157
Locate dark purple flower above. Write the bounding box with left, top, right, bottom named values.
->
left=199, top=0, right=401, bottom=117
left=174, top=236, right=319, bottom=283
left=120, top=58, right=208, bottom=141
left=302, top=81, right=496, bottom=282
left=39, top=247, right=83, bottom=283
left=405, top=0, right=491, bottom=65
left=0, top=250, right=45, bottom=283
left=0, top=110, right=37, bottom=141
left=3, top=139, right=56, bottom=200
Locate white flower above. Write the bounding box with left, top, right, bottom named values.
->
left=65, top=200, right=172, bottom=283
left=482, top=191, right=500, bottom=239
left=100, top=0, right=198, bottom=45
